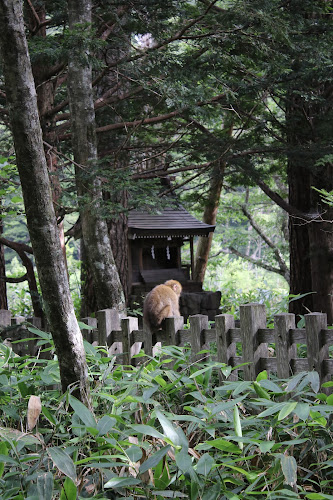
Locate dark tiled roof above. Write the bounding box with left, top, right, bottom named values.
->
left=128, top=206, right=215, bottom=238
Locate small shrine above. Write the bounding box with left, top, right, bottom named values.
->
left=128, top=206, right=221, bottom=321
left=128, top=205, right=215, bottom=290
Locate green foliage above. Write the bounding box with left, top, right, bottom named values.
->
left=5, top=257, right=34, bottom=317
left=0, top=335, right=332, bottom=499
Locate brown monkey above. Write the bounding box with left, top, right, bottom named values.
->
left=143, top=279, right=182, bottom=332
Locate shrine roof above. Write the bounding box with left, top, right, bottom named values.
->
left=128, top=206, right=215, bottom=239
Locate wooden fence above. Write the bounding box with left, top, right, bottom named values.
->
left=1, top=303, right=333, bottom=391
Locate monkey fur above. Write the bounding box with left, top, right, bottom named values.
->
left=143, top=279, right=182, bottom=332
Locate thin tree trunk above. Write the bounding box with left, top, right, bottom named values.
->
left=0, top=0, right=89, bottom=404
left=67, top=0, right=126, bottom=314
left=193, top=161, right=224, bottom=282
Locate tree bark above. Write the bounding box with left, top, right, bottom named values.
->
left=286, top=88, right=333, bottom=323
left=0, top=206, right=8, bottom=310
left=193, top=161, right=224, bottom=282
left=67, top=0, right=126, bottom=314
left=0, top=0, right=89, bottom=404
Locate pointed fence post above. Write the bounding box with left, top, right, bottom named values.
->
left=189, top=314, right=209, bottom=363
left=143, top=321, right=153, bottom=358
left=305, top=313, right=330, bottom=393
left=121, top=317, right=139, bottom=366
left=274, top=313, right=296, bottom=380
left=240, top=303, right=267, bottom=380
left=215, top=314, right=237, bottom=381
left=165, top=316, right=184, bottom=346
left=97, top=308, right=123, bottom=354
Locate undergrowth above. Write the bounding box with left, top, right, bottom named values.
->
left=0, top=328, right=332, bottom=500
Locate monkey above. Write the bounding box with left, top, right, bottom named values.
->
left=143, top=279, right=182, bottom=332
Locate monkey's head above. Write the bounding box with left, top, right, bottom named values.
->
left=164, top=279, right=182, bottom=296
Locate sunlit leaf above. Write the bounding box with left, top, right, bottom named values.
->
left=278, top=402, right=297, bottom=420
left=60, top=477, right=77, bottom=500
left=156, top=410, right=188, bottom=448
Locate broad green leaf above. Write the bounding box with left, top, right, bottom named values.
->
left=308, top=371, right=320, bottom=393
left=195, top=453, right=214, bottom=476
left=197, top=438, right=241, bottom=454
left=27, top=327, right=50, bottom=339
left=309, top=411, right=327, bottom=427
left=139, top=445, right=171, bottom=474
left=156, top=410, right=188, bottom=448
left=126, top=445, right=143, bottom=463
left=280, top=455, right=297, bottom=487
left=278, top=402, right=298, bottom=420
left=256, top=370, right=268, bottom=381
left=260, top=379, right=285, bottom=393
left=131, top=424, right=165, bottom=440
left=294, top=402, right=310, bottom=421
left=11, top=196, right=23, bottom=203
left=285, top=372, right=307, bottom=392
left=258, top=441, right=275, bottom=453
left=258, top=402, right=286, bottom=418
left=175, top=448, right=196, bottom=481
left=97, top=415, right=116, bottom=436
left=187, top=390, right=207, bottom=402
left=189, top=363, right=224, bottom=379
left=48, top=447, right=77, bottom=483
left=42, top=407, right=58, bottom=426
left=37, top=472, right=53, bottom=500
left=326, top=394, right=333, bottom=406
left=0, top=454, right=18, bottom=465
left=60, top=477, right=77, bottom=500
left=69, top=395, right=96, bottom=428
left=104, top=477, right=141, bottom=488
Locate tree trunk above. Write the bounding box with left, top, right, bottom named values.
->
left=0, top=207, right=8, bottom=310
left=287, top=87, right=333, bottom=323
left=27, top=2, right=69, bottom=279
left=67, top=0, right=126, bottom=314
left=106, top=188, right=129, bottom=303
left=0, top=0, right=90, bottom=404
left=193, top=161, right=224, bottom=282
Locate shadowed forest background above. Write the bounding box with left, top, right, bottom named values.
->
left=1, top=0, right=331, bottom=327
